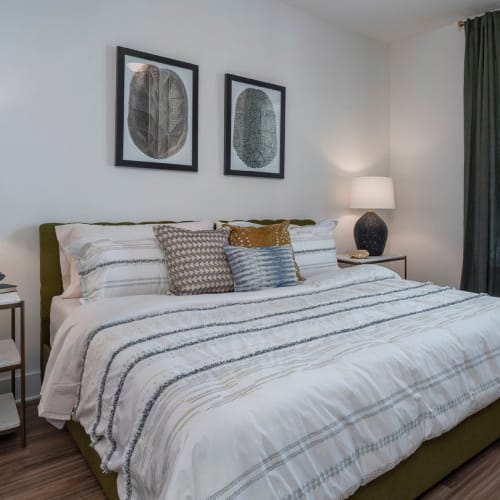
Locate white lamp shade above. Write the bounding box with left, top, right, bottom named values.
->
left=350, top=176, right=395, bottom=210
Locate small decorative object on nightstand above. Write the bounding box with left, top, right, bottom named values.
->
left=350, top=176, right=395, bottom=256
left=350, top=249, right=369, bottom=259
left=0, top=291, right=26, bottom=447
left=337, top=253, right=407, bottom=279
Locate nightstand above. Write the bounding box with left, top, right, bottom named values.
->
left=337, top=254, right=407, bottom=279
left=0, top=292, right=26, bottom=447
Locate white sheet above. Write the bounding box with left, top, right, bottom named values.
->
left=39, top=266, right=500, bottom=499
left=50, top=296, right=82, bottom=345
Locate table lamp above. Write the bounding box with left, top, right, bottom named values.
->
left=350, top=176, right=395, bottom=256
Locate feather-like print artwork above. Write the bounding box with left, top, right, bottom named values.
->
left=128, top=64, right=188, bottom=159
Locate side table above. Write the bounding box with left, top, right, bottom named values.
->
left=0, top=292, right=26, bottom=447
left=337, top=254, right=407, bottom=279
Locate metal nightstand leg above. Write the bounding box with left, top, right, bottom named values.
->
left=20, top=302, right=26, bottom=447
left=10, top=308, right=15, bottom=396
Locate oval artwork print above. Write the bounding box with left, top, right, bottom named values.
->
left=128, top=64, right=188, bottom=159
left=233, top=88, right=277, bottom=168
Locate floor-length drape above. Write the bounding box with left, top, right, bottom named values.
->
left=461, top=12, right=500, bottom=295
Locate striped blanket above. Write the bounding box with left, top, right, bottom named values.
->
left=39, top=265, right=500, bottom=499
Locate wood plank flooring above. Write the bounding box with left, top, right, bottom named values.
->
left=0, top=403, right=499, bottom=499
left=420, top=438, right=500, bottom=500
left=0, top=403, right=104, bottom=499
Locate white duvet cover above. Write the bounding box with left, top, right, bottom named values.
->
left=39, top=266, right=500, bottom=500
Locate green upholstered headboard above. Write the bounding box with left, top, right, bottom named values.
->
left=39, top=218, right=315, bottom=377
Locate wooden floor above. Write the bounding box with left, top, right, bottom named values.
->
left=0, top=403, right=104, bottom=500
left=0, top=403, right=499, bottom=499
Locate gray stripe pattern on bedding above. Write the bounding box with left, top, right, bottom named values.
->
left=286, top=377, right=500, bottom=500
left=99, top=283, right=444, bottom=467
left=90, top=280, right=431, bottom=446
left=66, top=266, right=500, bottom=500
left=121, top=293, right=481, bottom=500
left=213, top=348, right=500, bottom=500
left=74, top=275, right=395, bottom=411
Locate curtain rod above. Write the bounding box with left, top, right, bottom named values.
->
left=458, top=9, right=500, bottom=27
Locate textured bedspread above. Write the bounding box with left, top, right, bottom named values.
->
left=39, top=266, right=500, bottom=499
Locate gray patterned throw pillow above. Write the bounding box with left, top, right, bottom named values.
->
left=154, top=225, right=234, bottom=295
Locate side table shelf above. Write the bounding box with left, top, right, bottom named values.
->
left=0, top=293, right=26, bottom=447
left=0, top=393, right=20, bottom=433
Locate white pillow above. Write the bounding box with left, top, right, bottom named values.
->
left=288, top=219, right=338, bottom=277
left=55, top=222, right=213, bottom=298
left=65, top=238, right=167, bottom=302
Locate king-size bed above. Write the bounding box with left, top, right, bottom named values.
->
left=38, top=220, right=500, bottom=500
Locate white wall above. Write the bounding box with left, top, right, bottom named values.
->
left=388, top=23, right=465, bottom=287
left=0, top=0, right=390, bottom=397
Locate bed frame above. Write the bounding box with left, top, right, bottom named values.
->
left=39, top=221, right=500, bottom=500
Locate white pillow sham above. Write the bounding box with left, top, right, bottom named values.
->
left=55, top=221, right=213, bottom=298
left=288, top=219, right=339, bottom=277
left=65, top=238, right=167, bottom=303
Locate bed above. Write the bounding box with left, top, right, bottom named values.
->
left=38, top=221, right=500, bottom=499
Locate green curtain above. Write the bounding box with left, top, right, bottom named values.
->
left=461, top=12, right=500, bottom=295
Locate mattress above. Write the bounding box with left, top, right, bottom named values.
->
left=39, top=265, right=500, bottom=499
left=50, top=295, right=82, bottom=345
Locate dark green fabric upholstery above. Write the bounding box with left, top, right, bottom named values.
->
left=39, top=223, right=64, bottom=361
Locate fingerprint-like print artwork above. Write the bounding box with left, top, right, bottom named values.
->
left=128, top=64, right=188, bottom=159
left=233, top=88, right=277, bottom=168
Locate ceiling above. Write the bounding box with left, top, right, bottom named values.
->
left=280, top=0, right=500, bottom=42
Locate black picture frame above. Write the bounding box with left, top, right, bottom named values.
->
left=224, top=74, right=286, bottom=179
left=115, top=46, right=198, bottom=171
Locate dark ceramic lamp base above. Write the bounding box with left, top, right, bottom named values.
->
left=354, top=211, right=388, bottom=256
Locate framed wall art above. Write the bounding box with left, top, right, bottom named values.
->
left=115, top=46, right=198, bottom=171
left=224, top=74, right=286, bottom=179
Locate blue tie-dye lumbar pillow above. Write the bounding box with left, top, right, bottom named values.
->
left=224, top=244, right=299, bottom=292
